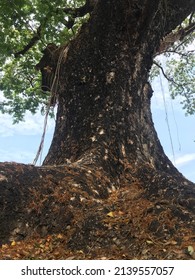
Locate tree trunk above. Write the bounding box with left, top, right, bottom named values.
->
left=0, top=0, right=195, bottom=259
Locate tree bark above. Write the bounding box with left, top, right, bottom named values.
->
left=0, top=0, right=195, bottom=259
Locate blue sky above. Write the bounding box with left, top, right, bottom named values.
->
left=0, top=74, right=195, bottom=183
left=151, top=75, right=195, bottom=182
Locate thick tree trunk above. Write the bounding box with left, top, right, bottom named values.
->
left=0, top=0, right=195, bottom=259
left=42, top=0, right=190, bottom=180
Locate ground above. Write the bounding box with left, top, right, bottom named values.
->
left=0, top=163, right=195, bottom=260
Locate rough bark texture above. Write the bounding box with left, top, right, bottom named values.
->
left=0, top=0, right=195, bottom=259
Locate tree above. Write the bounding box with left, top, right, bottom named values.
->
left=0, top=0, right=195, bottom=259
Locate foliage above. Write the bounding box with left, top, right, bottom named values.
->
left=150, top=15, right=195, bottom=115
left=166, top=43, right=195, bottom=115
left=0, top=0, right=85, bottom=122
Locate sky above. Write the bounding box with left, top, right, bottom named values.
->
left=151, top=76, right=195, bottom=183
left=0, top=74, right=195, bottom=183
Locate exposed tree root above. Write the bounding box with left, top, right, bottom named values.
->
left=0, top=162, right=194, bottom=259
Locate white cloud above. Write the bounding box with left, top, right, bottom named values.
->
left=174, top=153, right=195, bottom=167
left=0, top=111, right=55, bottom=137
left=0, top=91, right=55, bottom=137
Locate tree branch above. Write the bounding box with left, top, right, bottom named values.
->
left=180, top=21, right=195, bottom=39
left=153, top=60, right=188, bottom=96
left=61, top=0, right=98, bottom=30
left=163, top=0, right=195, bottom=36
left=63, top=0, right=97, bottom=18
left=155, top=20, right=195, bottom=56
left=13, top=1, right=98, bottom=56
left=153, top=60, right=174, bottom=83
left=14, top=25, right=42, bottom=58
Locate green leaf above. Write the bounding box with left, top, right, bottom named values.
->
left=0, top=0, right=87, bottom=122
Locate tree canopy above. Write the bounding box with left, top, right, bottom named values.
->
left=0, top=0, right=87, bottom=122
left=151, top=15, right=195, bottom=114
left=0, top=0, right=194, bottom=123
